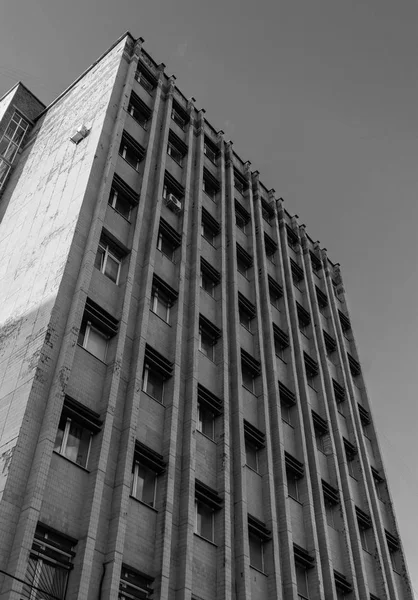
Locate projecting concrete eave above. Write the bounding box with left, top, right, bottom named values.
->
left=36, top=30, right=138, bottom=119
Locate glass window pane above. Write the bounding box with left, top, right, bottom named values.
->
left=196, top=502, right=213, bottom=541
left=249, top=534, right=263, bottom=571
left=198, top=404, right=215, bottom=439
left=95, top=245, right=105, bottom=271
left=64, top=421, right=91, bottom=467
left=146, top=369, right=164, bottom=402
left=242, top=369, right=254, bottom=392
left=245, top=440, right=258, bottom=471
left=54, top=426, right=64, bottom=454
left=86, top=325, right=108, bottom=361
left=296, top=565, right=309, bottom=597
left=104, top=253, right=120, bottom=283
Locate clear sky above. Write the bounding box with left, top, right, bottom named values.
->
left=1, top=0, right=417, bottom=593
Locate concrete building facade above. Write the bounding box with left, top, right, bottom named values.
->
left=0, top=32, right=413, bottom=600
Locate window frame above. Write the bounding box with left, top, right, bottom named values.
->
left=157, top=232, right=176, bottom=262
left=131, top=460, right=158, bottom=507
left=54, top=416, right=93, bottom=469
left=0, top=111, right=30, bottom=163
left=78, top=321, right=109, bottom=362
left=197, top=402, right=215, bottom=440
left=195, top=499, right=215, bottom=542
left=151, top=286, right=171, bottom=323
left=120, top=141, right=142, bottom=171
left=142, top=364, right=165, bottom=403
left=95, top=240, right=122, bottom=284
left=199, top=327, right=216, bottom=361
left=249, top=533, right=265, bottom=572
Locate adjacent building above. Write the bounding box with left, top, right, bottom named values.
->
left=0, top=32, right=413, bottom=600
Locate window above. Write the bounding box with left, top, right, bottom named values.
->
left=203, top=167, right=220, bottom=201
left=245, top=439, right=259, bottom=471
left=194, top=479, right=222, bottom=542
left=286, top=224, right=299, bottom=251
left=333, top=379, right=346, bottom=405
left=171, top=100, right=189, bottom=130
left=356, top=507, right=373, bottom=552
left=167, top=130, right=188, bottom=166
left=23, top=524, right=76, bottom=600
left=131, top=441, right=165, bottom=507
left=119, top=565, right=153, bottom=599
left=0, top=159, right=11, bottom=191
left=244, top=421, right=265, bottom=473
left=108, top=174, right=138, bottom=221
left=264, top=232, right=278, bottom=263
left=281, top=402, right=293, bottom=426
left=95, top=234, right=124, bottom=284
left=157, top=218, right=182, bottom=261
left=54, top=397, right=101, bottom=469
left=201, top=207, right=220, bottom=245
left=248, top=515, right=271, bottom=572
left=310, top=250, right=322, bottom=274
left=261, top=198, right=274, bottom=223
left=236, top=244, right=253, bottom=278
left=323, top=330, right=337, bottom=356
left=325, top=501, right=338, bottom=529
left=334, top=571, right=353, bottom=598
left=296, top=564, right=309, bottom=599
left=235, top=200, right=251, bottom=233
left=386, top=530, right=401, bottom=571
left=343, top=438, right=358, bottom=479
left=358, top=403, right=371, bottom=437
left=241, top=349, right=261, bottom=394
left=371, top=467, right=384, bottom=502
left=197, top=383, right=222, bottom=441
left=127, top=91, right=151, bottom=128
left=312, top=411, right=328, bottom=454
left=304, top=352, right=319, bottom=390
left=197, top=402, right=215, bottom=439
left=78, top=300, right=118, bottom=362
left=0, top=111, right=29, bottom=163
left=285, top=452, right=304, bottom=502
left=338, top=310, right=351, bottom=339
left=291, top=258, right=304, bottom=290
left=199, top=314, right=221, bottom=361
left=238, top=293, right=256, bottom=332
left=142, top=345, right=173, bottom=404
left=323, top=480, right=340, bottom=529
left=151, top=275, right=178, bottom=324
left=268, top=275, right=283, bottom=309
left=204, top=137, right=219, bottom=163
left=279, top=382, right=296, bottom=425
left=316, top=286, right=328, bottom=316
left=296, top=302, right=311, bottom=337
left=135, top=67, right=157, bottom=93
left=234, top=168, right=248, bottom=194
left=119, top=131, right=145, bottom=171
left=200, top=257, right=221, bottom=297
left=273, top=324, right=289, bottom=362
left=348, top=353, right=361, bottom=377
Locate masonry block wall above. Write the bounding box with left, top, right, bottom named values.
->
left=0, top=32, right=414, bottom=600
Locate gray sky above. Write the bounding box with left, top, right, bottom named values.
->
left=1, top=0, right=417, bottom=593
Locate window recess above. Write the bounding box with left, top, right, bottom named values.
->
left=323, top=330, right=337, bottom=354
left=235, top=199, right=251, bottom=232
left=294, top=543, right=315, bottom=569
left=234, top=167, right=248, bottom=194
left=332, top=379, right=346, bottom=403
left=264, top=232, right=277, bottom=261
left=195, top=479, right=223, bottom=542
left=385, top=530, right=400, bottom=553
left=238, top=292, right=256, bottom=331
left=78, top=298, right=118, bottom=362
left=309, top=250, right=322, bottom=272
left=261, top=198, right=275, bottom=223
left=171, top=99, right=189, bottom=130
left=338, top=309, right=351, bottom=333
left=286, top=224, right=299, bottom=250
left=197, top=384, right=222, bottom=439
left=236, top=243, right=253, bottom=277
left=241, top=349, right=261, bottom=393
left=0, top=111, right=30, bottom=163
left=119, top=564, right=154, bottom=600
left=334, top=570, right=353, bottom=595
left=268, top=275, right=283, bottom=308
left=197, top=383, right=223, bottom=415
left=322, top=480, right=340, bottom=506
left=279, top=381, right=296, bottom=406
left=151, top=274, right=178, bottom=323
left=244, top=420, right=265, bottom=472
left=248, top=515, right=271, bottom=572
left=290, top=258, right=304, bottom=284
left=343, top=438, right=358, bottom=461
left=24, top=524, right=77, bottom=600
left=167, top=129, right=188, bottom=166
left=201, top=207, right=220, bottom=244
left=95, top=231, right=126, bottom=285
left=163, top=170, right=184, bottom=213
left=199, top=314, right=222, bottom=360
left=371, top=466, right=384, bottom=484
left=312, top=411, right=329, bottom=452
left=304, top=352, right=319, bottom=378
left=356, top=506, right=372, bottom=529
left=200, top=257, right=221, bottom=296
left=127, top=91, right=152, bottom=128
left=296, top=302, right=311, bottom=330
left=142, top=344, right=173, bottom=403
left=204, top=136, right=219, bottom=163
left=135, top=64, right=158, bottom=93
left=285, top=452, right=304, bottom=501
left=108, top=173, right=139, bottom=221
left=348, top=353, right=361, bottom=377
left=131, top=440, right=166, bottom=506
left=273, top=324, right=289, bottom=359
left=157, top=218, right=182, bottom=260
left=315, top=286, right=328, bottom=310
left=54, top=396, right=102, bottom=468
left=203, top=167, right=220, bottom=201
left=119, top=130, right=145, bottom=171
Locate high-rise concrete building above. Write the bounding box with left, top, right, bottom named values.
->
left=0, top=32, right=413, bottom=600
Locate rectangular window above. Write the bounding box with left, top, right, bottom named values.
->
left=234, top=169, right=247, bottom=194
left=204, top=137, right=219, bottom=163
left=142, top=365, right=164, bottom=403
left=238, top=291, right=256, bottom=332
left=242, top=367, right=255, bottom=393
left=199, top=328, right=215, bottom=360
left=167, top=130, right=187, bottom=166
left=23, top=524, right=76, bottom=600
left=151, top=287, right=171, bottom=323
left=119, top=132, right=145, bottom=171
left=201, top=270, right=215, bottom=296
left=200, top=258, right=221, bottom=297
left=157, top=232, right=176, bottom=261
left=167, top=141, right=183, bottom=164
left=108, top=187, right=134, bottom=221
left=201, top=207, right=220, bottom=246
left=326, top=501, right=338, bottom=529
left=135, top=68, right=157, bottom=93
left=236, top=244, right=253, bottom=278
left=119, top=565, right=153, bottom=600
left=171, top=101, right=189, bottom=130
left=245, top=439, right=259, bottom=472
left=0, top=111, right=29, bottom=163
left=127, top=91, right=151, bottom=129
left=285, top=453, right=304, bottom=502
left=235, top=200, right=251, bottom=233
left=78, top=321, right=109, bottom=362
left=54, top=417, right=92, bottom=468
left=131, top=461, right=157, bottom=506
left=0, top=158, right=11, bottom=191
left=195, top=500, right=214, bottom=541
left=287, top=473, right=300, bottom=501
left=203, top=171, right=220, bottom=201
left=281, top=402, right=293, bottom=426
left=249, top=534, right=264, bottom=571
left=197, top=402, right=215, bottom=439
left=268, top=275, right=283, bottom=310
left=95, top=237, right=123, bottom=284
left=296, top=565, right=309, bottom=599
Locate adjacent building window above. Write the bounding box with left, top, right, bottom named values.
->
left=197, top=384, right=222, bottom=441
left=142, top=345, right=173, bottom=404
left=338, top=309, right=351, bottom=339
left=334, top=571, right=353, bottom=598
left=200, top=257, right=221, bottom=297
left=119, top=565, right=153, bottom=600
left=0, top=159, right=11, bottom=190
left=201, top=207, right=220, bottom=245
left=0, top=111, right=29, bottom=163
left=238, top=293, right=256, bottom=332
left=285, top=452, right=304, bottom=502
left=151, top=274, right=178, bottom=324
left=316, top=286, right=328, bottom=316
left=127, top=91, right=151, bottom=129
left=54, top=397, right=102, bottom=469
left=203, top=167, right=220, bottom=201
left=119, top=131, right=145, bottom=171
left=371, top=467, right=385, bottom=502
left=204, top=136, right=219, bottom=164
left=95, top=234, right=124, bottom=284
left=157, top=218, right=182, bottom=261
left=78, top=299, right=118, bottom=362
left=236, top=243, right=253, bottom=278
left=248, top=515, right=271, bottom=572
left=386, top=530, right=401, bottom=572
left=171, top=100, right=189, bottom=130
left=241, top=349, right=261, bottom=394
left=131, top=441, right=166, bottom=507
left=108, top=174, right=139, bottom=221
left=199, top=314, right=221, bottom=361
left=194, top=480, right=222, bottom=542
left=167, top=130, right=188, bottom=166
left=135, top=66, right=157, bottom=93
left=23, top=524, right=76, bottom=600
